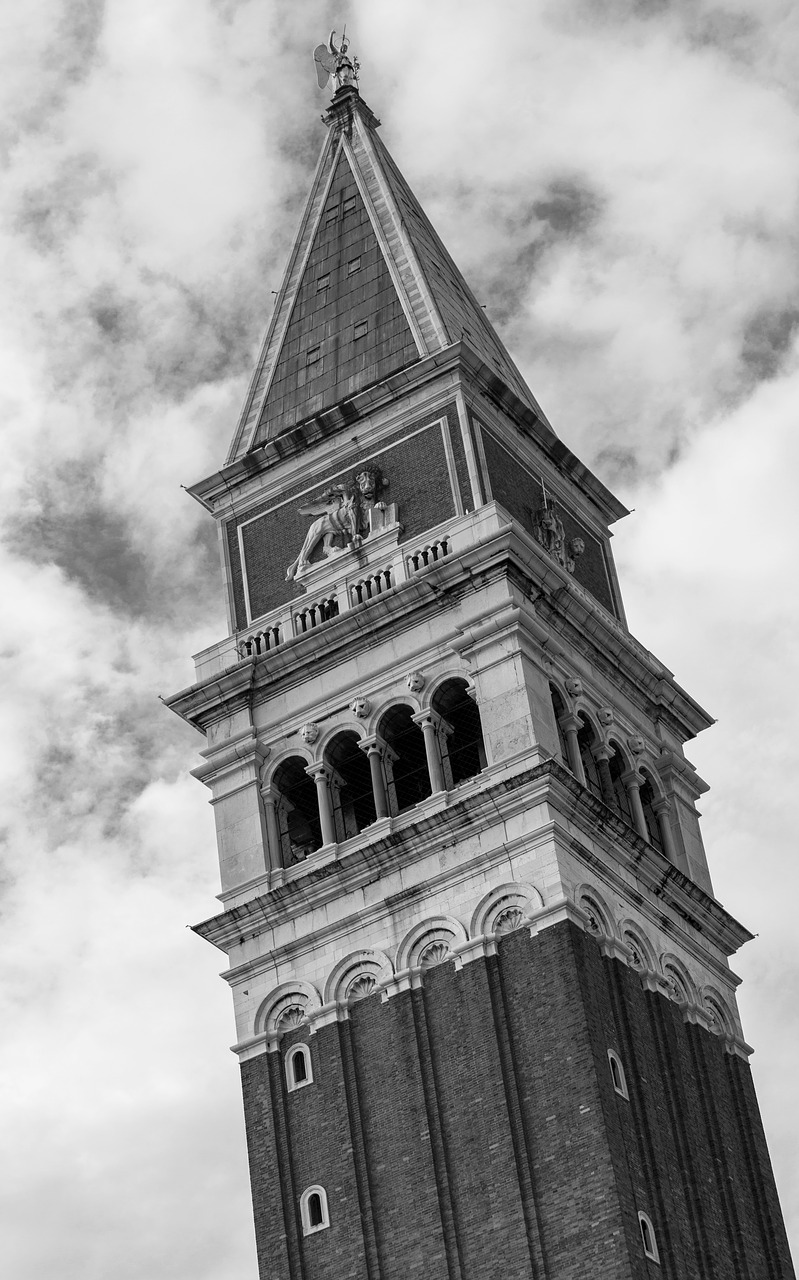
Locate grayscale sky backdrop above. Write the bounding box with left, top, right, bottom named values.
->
left=1, top=1, right=797, bottom=1276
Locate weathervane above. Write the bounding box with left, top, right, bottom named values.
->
left=313, top=28, right=360, bottom=92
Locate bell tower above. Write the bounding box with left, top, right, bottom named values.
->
left=168, top=60, right=795, bottom=1280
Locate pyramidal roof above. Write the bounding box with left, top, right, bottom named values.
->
left=226, top=88, right=547, bottom=464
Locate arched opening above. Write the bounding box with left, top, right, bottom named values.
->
left=607, top=743, right=633, bottom=825
left=608, top=1049, right=629, bottom=1099
left=638, top=1212, right=660, bottom=1262
left=639, top=772, right=664, bottom=852
left=285, top=1043, right=312, bottom=1091
left=300, top=1185, right=330, bottom=1235
left=549, top=684, right=571, bottom=767
left=272, top=756, right=323, bottom=866
left=577, top=715, right=602, bottom=800
left=325, top=732, right=376, bottom=840
left=378, top=705, right=431, bottom=813
left=432, top=678, right=486, bottom=786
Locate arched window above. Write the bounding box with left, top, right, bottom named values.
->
left=576, top=715, right=602, bottom=800
left=325, top=732, right=376, bottom=841
left=638, top=1211, right=660, bottom=1263
left=378, top=705, right=431, bottom=813
left=272, top=756, right=323, bottom=866
left=432, top=678, right=486, bottom=786
left=607, top=744, right=633, bottom=825
left=300, top=1185, right=330, bottom=1235
left=549, top=684, right=571, bottom=767
left=639, top=773, right=664, bottom=852
left=285, top=1043, right=313, bottom=1092
left=608, top=1049, right=629, bottom=1099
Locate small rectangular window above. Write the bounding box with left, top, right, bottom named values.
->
left=306, top=346, right=321, bottom=365
left=343, top=194, right=357, bottom=215
left=347, top=257, right=361, bottom=275
left=353, top=320, right=368, bottom=340
left=316, top=273, right=330, bottom=293
left=325, top=205, right=338, bottom=226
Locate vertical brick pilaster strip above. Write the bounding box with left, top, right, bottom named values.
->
left=645, top=994, right=711, bottom=1272
left=266, top=1050, right=305, bottom=1280
left=486, top=951, right=549, bottom=1277
left=336, top=1019, right=382, bottom=1280
left=410, top=987, right=465, bottom=1280
left=725, top=1056, right=796, bottom=1277
left=603, top=958, right=682, bottom=1271
left=686, top=1027, right=749, bottom=1279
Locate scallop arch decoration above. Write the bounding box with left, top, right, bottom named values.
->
left=255, top=980, right=322, bottom=1039
left=395, top=916, right=468, bottom=972
left=324, top=950, right=393, bottom=1006
left=661, top=955, right=696, bottom=1005
left=575, top=886, right=615, bottom=938
left=470, top=883, right=544, bottom=938
left=619, top=922, right=656, bottom=972
left=702, top=988, right=734, bottom=1037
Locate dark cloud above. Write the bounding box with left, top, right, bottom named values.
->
left=592, top=442, right=641, bottom=487
left=469, top=175, right=604, bottom=325
left=49, top=0, right=107, bottom=88
left=532, top=176, right=604, bottom=238
left=9, top=464, right=218, bottom=625
left=15, top=153, right=112, bottom=254
left=741, top=305, right=799, bottom=383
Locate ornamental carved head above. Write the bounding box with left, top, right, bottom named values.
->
left=350, top=696, right=371, bottom=719
left=597, top=707, right=614, bottom=728
left=405, top=671, right=425, bottom=693
left=627, top=734, right=645, bottom=755
left=564, top=676, right=583, bottom=698
left=300, top=722, right=319, bottom=744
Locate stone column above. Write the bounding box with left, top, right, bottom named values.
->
left=652, top=796, right=679, bottom=864
left=561, top=714, right=586, bottom=785
left=359, top=736, right=389, bottom=820
left=623, top=771, right=648, bottom=840
left=412, top=710, right=446, bottom=794
left=262, top=792, right=283, bottom=870
left=307, top=763, right=337, bottom=847
left=593, top=746, right=615, bottom=809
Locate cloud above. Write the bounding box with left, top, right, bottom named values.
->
left=1, top=0, right=798, bottom=1273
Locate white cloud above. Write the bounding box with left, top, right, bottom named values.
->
left=2, top=0, right=797, bottom=1272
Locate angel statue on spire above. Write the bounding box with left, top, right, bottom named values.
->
left=313, top=28, right=360, bottom=92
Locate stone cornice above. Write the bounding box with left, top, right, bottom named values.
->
left=186, top=341, right=626, bottom=527
left=167, top=516, right=712, bottom=748
left=192, top=760, right=751, bottom=967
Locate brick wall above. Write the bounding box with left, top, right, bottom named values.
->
left=240, top=921, right=795, bottom=1280
left=478, top=425, right=619, bottom=618
left=227, top=406, right=463, bottom=628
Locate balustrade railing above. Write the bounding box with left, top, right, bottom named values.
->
left=237, top=624, right=282, bottom=658
left=294, top=595, right=339, bottom=634
left=350, top=566, right=393, bottom=605
left=406, top=537, right=450, bottom=575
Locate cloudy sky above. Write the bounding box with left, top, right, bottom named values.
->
left=1, top=0, right=797, bottom=1275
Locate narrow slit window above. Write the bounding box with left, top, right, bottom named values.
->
left=353, top=320, right=368, bottom=340
left=300, top=1185, right=330, bottom=1235
left=286, top=1044, right=312, bottom=1091
left=306, top=346, right=321, bottom=366
left=343, top=194, right=357, bottom=215
left=316, top=273, right=330, bottom=293
left=608, top=1049, right=629, bottom=1099
left=325, top=204, right=339, bottom=226
left=347, top=256, right=361, bottom=275
left=638, top=1212, right=660, bottom=1263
